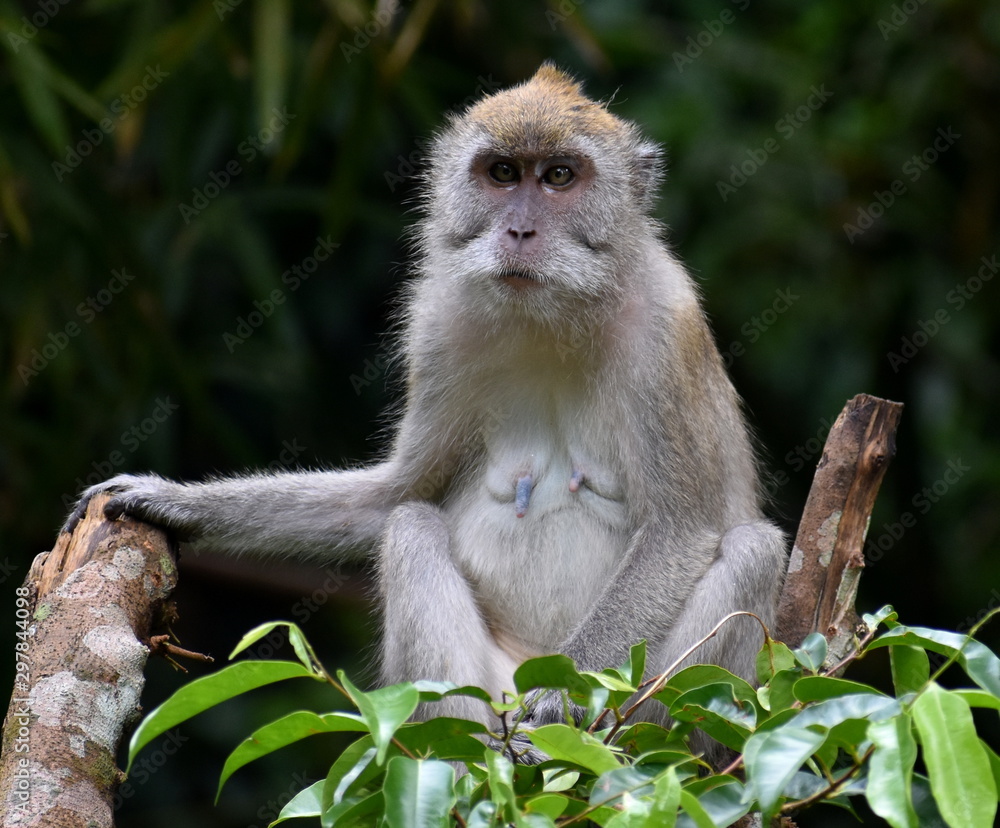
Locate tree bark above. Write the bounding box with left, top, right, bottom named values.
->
left=776, top=393, right=904, bottom=657
left=0, top=494, right=177, bottom=828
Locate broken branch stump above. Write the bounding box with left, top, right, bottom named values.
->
left=776, top=393, right=904, bottom=657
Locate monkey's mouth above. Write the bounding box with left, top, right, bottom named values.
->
left=494, top=267, right=542, bottom=290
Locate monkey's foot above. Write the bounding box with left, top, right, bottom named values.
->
left=488, top=732, right=548, bottom=765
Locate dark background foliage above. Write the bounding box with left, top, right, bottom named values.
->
left=1, top=1, right=997, bottom=825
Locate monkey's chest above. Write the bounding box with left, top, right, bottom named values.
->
left=445, top=415, right=628, bottom=650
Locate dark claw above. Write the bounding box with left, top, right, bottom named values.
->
left=104, top=498, right=127, bottom=521
left=62, top=498, right=92, bottom=535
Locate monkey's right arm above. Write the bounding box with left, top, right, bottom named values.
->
left=64, top=354, right=467, bottom=562
left=63, top=465, right=405, bottom=561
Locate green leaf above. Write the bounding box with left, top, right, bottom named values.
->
left=677, top=790, right=715, bottom=828
left=654, top=665, right=761, bottom=717
left=954, top=689, right=1000, bottom=711
left=763, top=668, right=800, bottom=714
left=228, top=620, right=324, bottom=673
left=126, top=660, right=317, bottom=769
left=756, top=639, right=796, bottom=683
left=912, top=683, right=997, bottom=828
left=383, top=757, right=457, bottom=828
left=340, top=672, right=420, bottom=764
left=615, top=722, right=689, bottom=759
left=524, top=792, right=570, bottom=820
left=589, top=765, right=665, bottom=809
left=890, top=644, right=930, bottom=695
left=669, top=683, right=756, bottom=751
left=229, top=621, right=290, bottom=658
left=981, top=739, right=1000, bottom=791
left=467, top=801, right=499, bottom=828
left=647, top=766, right=681, bottom=827
left=621, top=640, right=647, bottom=686
left=676, top=779, right=750, bottom=828
left=868, top=626, right=1000, bottom=696
left=541, top=766, right=580, bottom=792
left=413, top=680, right=495, bottom=705
left=514, top=654, right=593, bottom=697
left=394, top=717, right=489, bottom=763
left=485, top=748, right=517, bottom=817
left=866, top=714, right=919, bottom=828
left=790, top=692, right=899, bottom=731
left=217, top=710, right=365, bottom=799
left=742, top=726, right=827, bottom=818
left=274, top=779, right=323, bottom=823
left=527, top=724, right=621, bottom=775
left=863, top=605, right=899, bottom=631
left=793, top=675, right=886, bottom=702
left=322, top=790, right=384, bottom=827
left=793, top=633, right=828, bottom=671
left=322, top=738, right=381, bottom=814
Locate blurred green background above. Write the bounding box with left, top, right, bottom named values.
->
left=1, top=0, right=998, bottom=825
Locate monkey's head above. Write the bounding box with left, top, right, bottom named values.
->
left=420, top=64, right=664, bottom=323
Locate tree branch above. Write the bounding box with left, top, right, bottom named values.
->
left=0, top=494, right=178, bottom=828
left=776, top=394, right=904, bottom=659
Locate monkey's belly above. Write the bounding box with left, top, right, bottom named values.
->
left=447, top=469, right=627, bottom=652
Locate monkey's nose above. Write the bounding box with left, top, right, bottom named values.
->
left=503, top=226, right=538, bottom=253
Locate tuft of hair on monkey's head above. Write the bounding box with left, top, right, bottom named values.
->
left=419, top=64, right=666, bottom=322
left=436, top=63, right=663, bottom=212
left=467, top=63, right=632, bottom=153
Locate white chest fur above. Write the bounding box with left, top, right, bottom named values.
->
left=444, top=376, right=629, bottom=654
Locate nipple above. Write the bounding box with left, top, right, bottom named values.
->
left=515, top=474, right=533, bottom=518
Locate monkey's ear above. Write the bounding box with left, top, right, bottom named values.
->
left=631, top=140, right=666, bottom=212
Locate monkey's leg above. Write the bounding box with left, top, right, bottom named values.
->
left=377, top=502, right=514, bottom=724
left=633, top=521, right=786, bottom=768
left=652, top=521, right=786, bottom=683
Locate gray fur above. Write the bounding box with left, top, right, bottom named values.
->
left=67, top=67, right=787, bottom=761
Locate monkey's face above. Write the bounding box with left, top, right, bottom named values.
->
left=418, top=66, right=663, bottom=325
left=423, top=136, right=642, bottom=323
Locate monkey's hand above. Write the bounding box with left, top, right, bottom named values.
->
left=63, top=473, right=196, bottom=537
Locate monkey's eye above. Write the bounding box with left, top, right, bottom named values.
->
left=489, top=162, right=519, bottom=184
left=543, top=165, right=574, bottom=187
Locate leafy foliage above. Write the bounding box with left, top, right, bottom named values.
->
left=129, top=611, right=1000, bottom=827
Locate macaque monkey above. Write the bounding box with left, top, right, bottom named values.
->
left=68, top=64, right=787, bottom=760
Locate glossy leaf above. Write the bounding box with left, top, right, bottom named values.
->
left=323, top=790, right=384, bottom=827
left=742, top=726, right=827, bottom=817
left=217, top=710, right=365, bottom=798
left=340, top=672, right=420, bottom=764
left=514, top=654, right=594, bottom=696
left=912, top=683, right=997, bottom=828
left=589, top=764, right=666, bottom=809
left=756, top=638, right=796, bottom=683
left=866, top=714, right=919, bottom=828
left=790, top=692, right=899, bottom=731
left=793, top=633, right=828, bottom=672
left=323, top=739, right=381, bottom=815
left=274, top=779, right=323, bottom=823
left=676, top=779, right=750, bottom=828
left=126, top=660, right=317, bottom=769
left=868, top=626, right=1000, bottom=696
left=527, top=724, right=621, bottom=775
left=669, top=682, right=756, bottom=750
left=793, top=674, right=887, bottom=702
left=383, top=757, right=456, bottom=828
left=890, top=644, right=930, bottom=695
